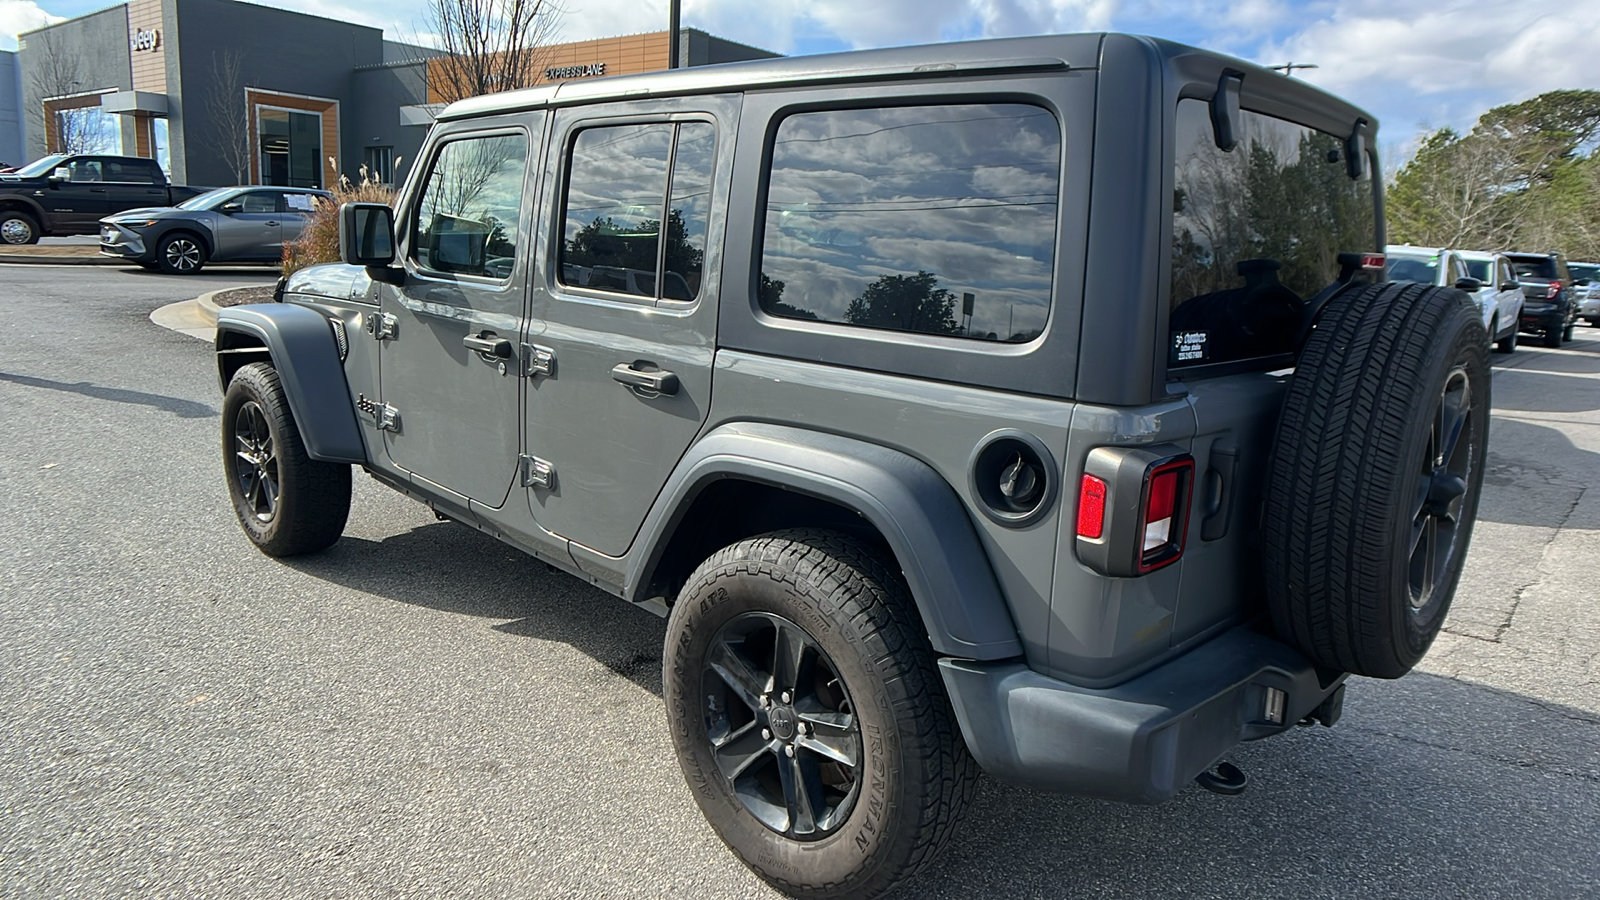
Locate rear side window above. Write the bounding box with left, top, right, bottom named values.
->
left=1169, top=100, right=1377, bottom=371
left=559, top=121, right=715, bottom=302
left=105, top=159, right=160, bottom=183
left=759, top=104, right=1060, bottom=343
left=412, top=133, right=528, bottom=280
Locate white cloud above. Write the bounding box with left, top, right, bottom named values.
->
left=0, top=0, right=63, bottom=50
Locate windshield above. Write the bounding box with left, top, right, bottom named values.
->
left=11, top=155, right=68, bottom=178
left=1463, top=260, right=1491, bottom=282
left=177, top=188, right=243, bottom=210
left=1386, top=256, right=1438, bottom=284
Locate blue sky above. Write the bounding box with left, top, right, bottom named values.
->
left=6, top=0, right=1599, bottom=166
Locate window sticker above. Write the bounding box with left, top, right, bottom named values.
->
left=1173, top=330, right=1209, bottom=363
left=285, top=193, right=316, bottom=211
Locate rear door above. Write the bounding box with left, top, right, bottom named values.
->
left=522, top=96, right=735, bottom=556
left=378, top=117, right=540, bottom=507
left=100, top=158, right=170, bottom=214
left=1164, top=97, right=1381, bottom=645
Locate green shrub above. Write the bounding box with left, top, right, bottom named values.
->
left=281, top=160, right=399, bottom=276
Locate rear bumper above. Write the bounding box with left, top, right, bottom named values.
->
left=940, top=627, right=1345, bottom=804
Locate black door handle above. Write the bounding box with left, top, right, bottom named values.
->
left=265, top=221, right=279, bottom=227
left=463, top=333, right=512, bottom=358
left=611, top=361, right=679, bottom=396
left=89, top=188, right=107, bottom=193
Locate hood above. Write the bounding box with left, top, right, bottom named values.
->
left=102, top=206, right=193, bottom=224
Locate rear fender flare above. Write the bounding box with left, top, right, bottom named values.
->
left=628, top=422, right=1023, bottom=660
left=215, top=304, right=366, bottom=464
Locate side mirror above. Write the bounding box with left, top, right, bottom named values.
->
left=1454, top=277, right=1483, bottom=292
left=49, top=166, right=69, bottom=184
left=219, top=201, right=242, bottom=214
left=1500, top=281, right=1520, bottom=292
left=339, top=201, right=396, bottom=269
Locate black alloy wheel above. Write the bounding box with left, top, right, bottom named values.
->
left=1409, top=366, right=1472, bottom=614
left=701, top=611, right=861, bottom=839
left=232, top=400, right=279, bottom=522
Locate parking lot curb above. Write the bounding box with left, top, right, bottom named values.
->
left=150, top=289, right=235, bottom=342
left=0, top=252, right=118, bottom=265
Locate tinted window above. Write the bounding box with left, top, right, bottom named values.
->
left=240, top=192, right=278, bottom=213
left=105, top=159, right=159, bottom=183
left=1510, top=257, right=1556, bottom=280
left=1388, top=256, right=1439, bottom=284
left=760, top=104, right=1060, bottom=343
left=413, top=133, right=528, bottom=279
left=1169, top=100, right=1377, bottom=370
left=67, top=159, right=103, bottom=182
left=560, top=122, right=713, bottom=302
left=1464, top=259, right=1491, bottom=282
left=1566, top=262, right=1598, bottom=283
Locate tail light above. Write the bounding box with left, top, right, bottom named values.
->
left=1137, top=458, right=1194, bottom=573
left=1077, top=447, right=1195, bottom=577
left=1546, top=281, right=1561, bottom=299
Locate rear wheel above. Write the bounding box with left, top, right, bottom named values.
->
left=222, top=362, right=350, bottom=556
left=1543, top=322, right=1562, bottom=348
left=157, top=232, right=207, bottom=274
left=1563, top=319, right=1576, bottom=342
left=665, top=529, right=977, bottom=899
left=1264, top=282, right=1488, bottom=678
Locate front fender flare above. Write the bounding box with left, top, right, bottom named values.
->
left=215, top=304, right=366, bottom=464
left=628, top=422, right=1023, bottom=660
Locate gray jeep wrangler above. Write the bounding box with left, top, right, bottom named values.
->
left=214, top=32, right=1488, bottom=899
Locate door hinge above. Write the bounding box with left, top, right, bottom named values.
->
left=356, top=393, right=400, bottom=432
left=522, top=343, right=555, bottom=378
left=520, top=454, right=555, bottom=489
left=366, top=312, right=397, bottom=341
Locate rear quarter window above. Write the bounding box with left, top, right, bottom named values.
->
left=1168, top=100, right=1377, bottom=372
left=759, top=103, right=1060, bottom=343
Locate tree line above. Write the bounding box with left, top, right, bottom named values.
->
left=1387, top=90, right=1600, bottom=259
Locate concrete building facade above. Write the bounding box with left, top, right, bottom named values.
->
left=0, top=50, right=21, bottom=166
left=15, top=0, right=775, bottom=189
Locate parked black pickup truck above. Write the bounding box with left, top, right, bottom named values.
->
left=0, top=154, right=208, bottom=245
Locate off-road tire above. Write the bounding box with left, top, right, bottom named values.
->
left=1264, top=282, right=1489, bottom=678
left=1494, top=321, right=1517, bottom=354
left=222, top=362, right=351, bottom=556
left=157, top=231, right=208, bottom=274
left=0, top=210, right=41, bottom=245
left=665, top=529, right=978, bottom=899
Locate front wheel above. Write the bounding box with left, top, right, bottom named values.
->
left=665, top=530, right=977, bottom=899
left=0, top=210, right=40, bottom=245
left=1563, top=319, right=1576, bottom=342
left=222, top=362, right=350, bottom=556
left=157, top=232, right=208, bottom=274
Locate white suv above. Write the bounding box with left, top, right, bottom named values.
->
left=1568, top=261, right=1600, bottom=325
left=1387, top=245, right=1521, bottom=353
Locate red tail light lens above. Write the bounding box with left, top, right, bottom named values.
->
left=1547, top=281, right=1561, bottom=299
left=1138, top=458, right=1194, bottom=572
left=1360, top=253, right=1386, bottom=270
left=1077, top=474, right=1107, bottom=539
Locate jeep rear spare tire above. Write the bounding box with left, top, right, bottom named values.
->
left=1264, top=282, right=1489, bottom=678
left=664, top=529, right=977, bottom=899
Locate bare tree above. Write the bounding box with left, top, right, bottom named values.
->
left=422, top=0, right=564, bottom=105
left=26, top=29, right=116, bottom=154
left=203, top=50, right=254, bottom=184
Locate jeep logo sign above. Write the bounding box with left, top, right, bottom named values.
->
left=130, top=27, right=160, bottom=52
left=545, top=62, right=606, bottom=80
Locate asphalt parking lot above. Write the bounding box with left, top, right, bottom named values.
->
left=1, top=264, right=1596, bottom=898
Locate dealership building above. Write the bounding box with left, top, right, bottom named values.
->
left=8, top=0, right=775, bottom=187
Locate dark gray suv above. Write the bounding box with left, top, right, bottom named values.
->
left=212, top=33, right=1489, bottom=899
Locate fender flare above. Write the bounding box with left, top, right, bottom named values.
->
left=627, top=422, right=1024, bottom=660
left=215, top=304, right=367, bottom=464
left=0, top=194, right=49, bottom=226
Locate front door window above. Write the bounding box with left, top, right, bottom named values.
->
left=259, top=108, right=322, bottom=188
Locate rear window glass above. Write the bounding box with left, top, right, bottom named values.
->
left=1566, top=263, right=1597, bottom=283
left=759, top=104, right=1060, bottom=343
left=1169, top=100, right=1377, bottom=371
left=1388, top=255, right=1439, bottom=285
left=1510, top=257, right=1556, bottom=280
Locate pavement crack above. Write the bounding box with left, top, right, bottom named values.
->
left=1351, top=726, right=1600, bottom=785
left=1491, top=483, right=1588, bottom=641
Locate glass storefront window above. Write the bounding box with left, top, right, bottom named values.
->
left=150, top=117, right=170, bottom=176
left=258, top=107, right=323, bottom=188
left=54, top=106, right=121, bottom=155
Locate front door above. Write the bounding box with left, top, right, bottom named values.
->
left=211, top=190, right=282, bottom=261
left=52, top=157, right=111, bottom=228
left=523, top=98, right=734, bottom=556
left=378, top=120, right=539, bottom=507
